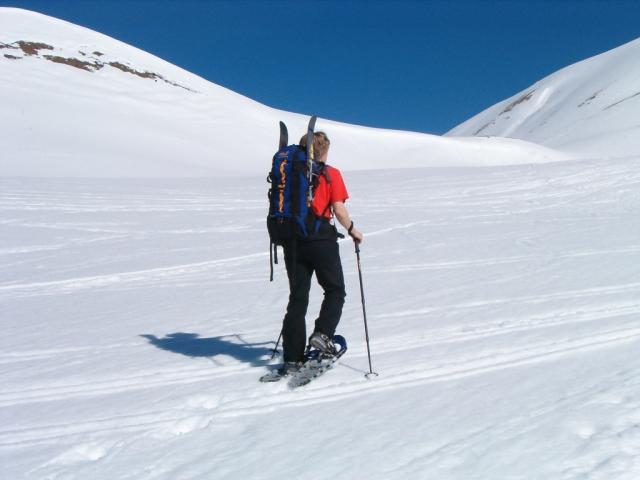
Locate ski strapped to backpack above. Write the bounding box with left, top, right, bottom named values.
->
left=267, top=116, right=331, bottom=281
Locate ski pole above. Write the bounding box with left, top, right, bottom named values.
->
left=271, top=329, right=283, bottom=359
left=354, top=240, right=378, bottom=378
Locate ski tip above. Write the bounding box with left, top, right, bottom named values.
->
left=308, top=115, right=317, bottom=130
left=279, top=121, right=288, bottom=149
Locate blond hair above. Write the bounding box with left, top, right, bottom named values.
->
left=299, top=131, right=330, bottom=159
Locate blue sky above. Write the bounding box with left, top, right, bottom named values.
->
left=3, top=0, right=640, bottom=134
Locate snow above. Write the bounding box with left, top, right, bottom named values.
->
left=446, top=37, right=640, bottom=159
left=3, top=159, right=640, bottom=479
left=0, top=7, right=568, bottom=178
left=2, top=7, right=640, bottom=480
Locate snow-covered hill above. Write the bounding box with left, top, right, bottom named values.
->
left=3, top=7, right=640, bottom=480
left=0, top=7, right=567, bottom=177
left=446, top=38, right=640, bottom=158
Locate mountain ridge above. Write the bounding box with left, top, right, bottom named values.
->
left=446, top=36, right=640, bottom=159
left=0, top=7, right=568, bottom=178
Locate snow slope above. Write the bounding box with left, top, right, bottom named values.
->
left=446, top=38, right=640, bottom=159
left=2, top=158, right=640, bottom=479
left=2, top=6, right=640, bottom=480
left=0, top=7, right=568, bottom=177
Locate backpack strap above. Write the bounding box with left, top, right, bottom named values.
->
left=269, top=241, right=274, bottom=282
left=322, top=164, right=331, bottom=184
left=270, top=241, right=279, bottom=282
left=318, top=164, right=333, bottom=224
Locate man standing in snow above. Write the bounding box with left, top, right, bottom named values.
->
left=269, top=131, right=363, bottom=379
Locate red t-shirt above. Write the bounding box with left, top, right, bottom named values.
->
left=311, top=165, right=349, bottom=219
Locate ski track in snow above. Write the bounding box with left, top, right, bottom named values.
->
left=0, top=303, right=635, bottom=413
left=2, top=160, right=640, bottom=479
left=2, top=323, right=639, bottom=450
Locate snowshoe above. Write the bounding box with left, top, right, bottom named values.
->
left=259, top=361, right=303, bottom=383
left=288, top=335, right=347, bottom=389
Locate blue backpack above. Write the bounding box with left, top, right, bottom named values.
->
left=266, top=119, right=329, bottom=280
left=267, top=145, right=324, bottom=238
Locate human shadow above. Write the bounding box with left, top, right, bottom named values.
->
left=141, top=332, right=276, bottom=367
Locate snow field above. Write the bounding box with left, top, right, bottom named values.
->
left=2, top=157, right=640, bottom=479
left=2, top=6, right=640, bottom=480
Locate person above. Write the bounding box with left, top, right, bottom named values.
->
left=272, top=131, right=363, bottom=379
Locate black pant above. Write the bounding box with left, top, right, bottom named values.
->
left=282, top=238, right=346, bottom=362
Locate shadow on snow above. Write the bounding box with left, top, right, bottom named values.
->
left=140, top=332, right=277, bottom=367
